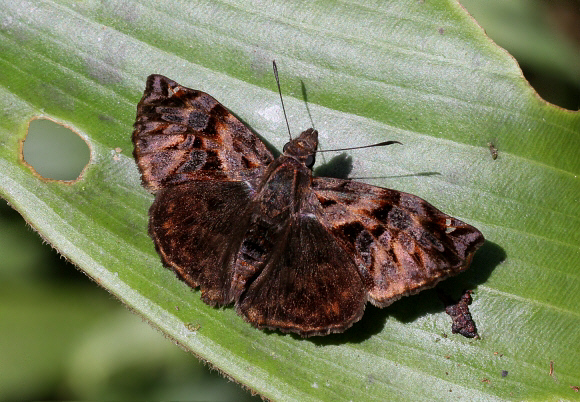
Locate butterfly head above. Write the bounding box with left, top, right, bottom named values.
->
left=282, top=128, right=318, bottom=169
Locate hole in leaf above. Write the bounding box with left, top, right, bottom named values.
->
left=21, top=118, right=91, bottom=181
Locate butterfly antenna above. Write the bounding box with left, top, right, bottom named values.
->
left=273, top=60, right=293, bottom=140
left=316, top=140, right=402, bottom=153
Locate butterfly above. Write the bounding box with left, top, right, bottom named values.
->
left=132, top=74, right=484, bottom=337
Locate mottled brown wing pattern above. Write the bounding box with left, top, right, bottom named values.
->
left=235, top=212, right=367, bottom=336
left=133, top=74, right=485, bottom=337
left=312, top=177, right=484, bottom=306
left=148, top=180, right=254, bottom=306
left=132, top=74, right=274, bottom=192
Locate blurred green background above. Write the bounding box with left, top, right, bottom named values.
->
left=2, top=0, right=579, bottom=400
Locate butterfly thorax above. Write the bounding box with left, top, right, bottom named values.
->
left=256, top=153, right=315, bottom=220
left=282, top=128, right=318, bottom=169
left=251, top=128, right=320, bottom=221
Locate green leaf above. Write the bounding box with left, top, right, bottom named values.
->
left=1, top=0, right=579, bottom=400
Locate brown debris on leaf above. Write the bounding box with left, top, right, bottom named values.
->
left=440, top=289, right=479, bottom=338
left=487, top=142, right=498, bottom=160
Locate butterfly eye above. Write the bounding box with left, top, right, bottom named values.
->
left=305, top=154, right=315, bottom=168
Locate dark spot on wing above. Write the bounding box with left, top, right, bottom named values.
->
left=371, top=226, right=385, bottom=238
left=178, top=150, right=206, bottom=172
left=211, top=103, right=230, bottom=119
left=203, top=150, right=222, bottom=170
left=372, top=203, right=393, bottom=221
left=388, top=207, right=412, bottom=230
left=318, top=196, right=337, bottom=208
left=203, top=104, right=231, bottom=138
left=338, top=221, right=365, bottom=244
left=193, top=136, right=203, bottom=148
left=355, top=230, right=374, bottom=266
left=161, top=112, right=184, bottom=123
left=188, top=111, right=209, bottom=130
left=418, top=230, right=444, bottom=252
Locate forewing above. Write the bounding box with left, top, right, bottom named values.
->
left=148, top=180, right=254, bottom=306
left=312, top=177, right=484, bottom=307
left=133, top=74, right=274, bottom=192
left=235, top=213, right=367, bottom=336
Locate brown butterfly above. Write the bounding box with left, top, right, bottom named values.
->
left=132, top=74, right=484, bottom=337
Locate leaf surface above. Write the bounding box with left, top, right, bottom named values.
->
left=1, top=1, right=579, bottom=400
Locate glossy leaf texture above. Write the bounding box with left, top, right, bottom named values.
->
left=0, top=0, right=579, bottom=400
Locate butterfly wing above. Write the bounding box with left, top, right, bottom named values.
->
left=148, top=180, right=255, bottom=306
left=312, top=177, right=484, bottom=307
left=133, top=74, right=275, bottom=192
left=234, top=209, right=367, bottom=336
